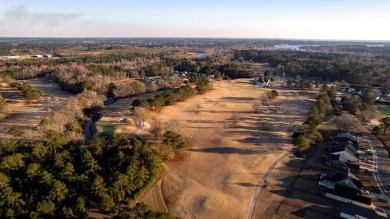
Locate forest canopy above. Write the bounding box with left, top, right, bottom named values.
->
left=0, top=133, right=163, bottom=218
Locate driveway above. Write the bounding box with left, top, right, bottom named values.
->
left=350, top=116, right=390, bottom=200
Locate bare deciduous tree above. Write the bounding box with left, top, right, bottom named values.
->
left=165, top=120, right=182, bottom=134
left=231, top=111, right=239, bottom=123
left=359, top=108, right=376, bottom=125
left=133, top=107, right=149, bottom=127
left=336, top=113, right=353, bottom=131
left=150, top=117, right=164, bottom=138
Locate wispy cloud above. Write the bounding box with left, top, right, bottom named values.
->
left=0, top=5, right=82, bottom=36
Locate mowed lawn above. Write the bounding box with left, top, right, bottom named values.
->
left=99, top=125, right=117, bottom=137
left=378, top=106, right=390, bottom=116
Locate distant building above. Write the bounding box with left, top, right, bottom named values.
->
left=43, top=54, right=53, bottom=58
left=6, top=56, right=20, bottom=60
left=32, top=55, right=43, bottom=58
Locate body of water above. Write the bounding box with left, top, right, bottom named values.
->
left=274, top=44, right=303, bottom=50
left=195, top=53, right=212, bottom=57
left=366, top=45, right=384, bottom=47
left=274, top=44, right=320, bottom=51
left=83, top=118, right=93, bottom=139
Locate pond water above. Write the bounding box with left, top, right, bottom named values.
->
left=195, top=53, right=212, bottom=57
left=83, top=118, right=93, bottom=139
left=274, top=44, right=320, bottom=51
left=366, top=45, right=384, bottom=47
left=274, top=44, right=303, bottom=50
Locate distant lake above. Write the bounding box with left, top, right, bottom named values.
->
left=195, top=53, right=212, bottom=57
left=366, top=45, right=384, bottom=47
left=274, top=44, right=307, bottom=51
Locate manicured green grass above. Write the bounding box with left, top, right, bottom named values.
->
left=378, top=107, right=390, bottom=116
left=99, top=125, right=117, bottom=137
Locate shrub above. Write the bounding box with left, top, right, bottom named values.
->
left=293, top=135, right=310, bottom=152
left=372, top=126, right=382, bottom=135
left=271, top=90, right=279, bottom=98
left=7, top=127, right=24, bottom=137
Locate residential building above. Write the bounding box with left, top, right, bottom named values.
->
left=324, top=185, right=371, bottom=208
left=340, top=204, right=386, bottom=219
left=319, top=172, right=363, bottom=190
left=326, top=154, right=360, bottom=173
left=331, top=145, right=358, bottom=162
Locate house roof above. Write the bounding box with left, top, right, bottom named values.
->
left=332, top=143, right=358, bottom=154
left=345, top=162, right=360, bottom=171
left=333, top=140, right=359, bottom=151
left=331, top=146, right=358, bottom=160
left=333, top=136, right=358, bottom=144
left=322, top=172, right=363, bottom=190
left=341, top=204, right=386, bottom=219
left=326, top=185, right=371, bottom=205
left=323, top=172, right=348, bottom=182
left=329, top=154, right=341, bottom=161
left=336, top=132, right=358, bottom=141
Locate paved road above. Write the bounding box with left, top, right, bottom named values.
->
left=247, top=153, right=289, bottom=219
left=350, top=117, right=390, bottom=200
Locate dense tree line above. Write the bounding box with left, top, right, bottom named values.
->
left=0, top=92, right=6, bottom=117
left=0, top=51, right=250, bottom=97
left=132, top=85, right=196, bottom=111
left=9, top=82, right=44, bottom=100
left=293, top=91, right=333, bottom=151
left=132, top=75, right=212, bottom=111
left=0, top=133, right=163, bottom=218
left=233, top=50, right=390, bottom=87
left=114, top=202, right=180, bottom=219
left=38, top=90, right=106, bottom=141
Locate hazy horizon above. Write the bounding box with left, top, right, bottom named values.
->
left=0, top=0, right=389, bottom=41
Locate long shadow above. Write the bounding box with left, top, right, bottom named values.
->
left=183, top=119, right=224, bottom=124
left=290, top=205, right=339, bottom=218
left=258, top=154, right=342, bottom=218
left=184, top=126, right=217, bottom=129
left=235, top=137, right=290, bottom=145
left=225, top=182, right=258, bottom=187
left=185, top=110, right=254, bottom=114
left=221, top=97, right=256, bottom=101
left=189, top=147, right=264, bottom=155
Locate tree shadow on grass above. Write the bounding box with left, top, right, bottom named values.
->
left=189, top=147, right=265, bottom=155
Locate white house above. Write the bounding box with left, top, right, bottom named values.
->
left=332, top=150, right=358, bottom=162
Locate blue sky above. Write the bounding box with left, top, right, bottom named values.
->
left=0, top=0, right=389, bottom=40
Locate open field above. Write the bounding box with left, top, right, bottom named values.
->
left=99, top=125, right=117, bottom=137
left=377, top=106, right=390, bottom=117
left=0, top=78, right=73, bottom=139
left=103, top=79, right=313, bottom=218
left=95, top=90, right=169, bottom=137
